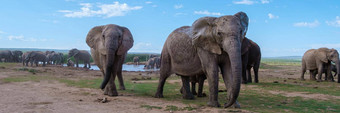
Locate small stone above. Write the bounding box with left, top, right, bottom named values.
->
left=79, top=99, right=83, bottom=101
left=273, top=81, right=279, bottom=83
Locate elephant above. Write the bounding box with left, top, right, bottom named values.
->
left=154, top=57, right=161, bottom=69
left=22, top=51, right=32, bottom=66
left=317, top=64, right=337, bottom=81
left=144, top=57, right=155, bottom=69
left=86, top=24, right=134, bottom=96
left=25, top=51, right=47, bottom=66
left=241, top=37, right=261, bottom=84
left=68, top=48, right=91, bottom=68
left=133, top=56, right=140, bottom=65
left=45, top=51, right=55, bottom=55
left=67, top=58, right=74, bottom=67
left=47, top=52, right=64, bottom=65
left=12, top=50, right=23, bottom=62
left=154, top=12, right=249, bottom=108
left=0, top=50, right=13, bottom=62
left=149, top=54, right=159, bottom=59
left=180, top=74, right=207, bottom=97
left=301, top=48, right=340, bottom=83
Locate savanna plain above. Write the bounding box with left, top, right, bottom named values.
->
left=0, top=58, right=339, bottom=113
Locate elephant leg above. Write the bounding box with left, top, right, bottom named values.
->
left=197, top=74, right=206, bottom=97
left=191, top=80, right=197, bottom=95
left=180, top=75, right=194, bottom=99
left=300, top=60, right=307, bottom=80
left=247, top=67, right=252, bottom=83
left=254, top=62, right=260, bottom=83
left=88, top=62, right=91, bottom=68
left=316, top=64, right=324, bottom=82
left=155, top=51, right=171, bottom=98
left=103, top=57, right=121, bottom=96
left=75, top=59, right=79, bottom=67
left=241, top=55, right=248, bottom=84
left=117, top=63, right=125, bottom=90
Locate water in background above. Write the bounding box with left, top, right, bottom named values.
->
left=63, top=64, right=159, bottom=72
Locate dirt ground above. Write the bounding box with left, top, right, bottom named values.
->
left=0, top=63, right=338, bottom=113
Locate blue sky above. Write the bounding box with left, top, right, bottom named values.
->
left=0, top=0, right=340, bottom=57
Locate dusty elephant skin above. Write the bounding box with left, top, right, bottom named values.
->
left=301, top=48, right=340, bottom=83
left=86, top=24, right=134, bottom=96
left=25, top=51, right=47, bottom=67
left=241, top=37, right=261, bottom=84
left=155, top=12, right=249, bottom=108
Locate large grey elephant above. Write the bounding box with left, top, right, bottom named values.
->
left=155, top=12, right=249, bottom=108
left=12, top=50, right=23, bottom=62
left=0, top=50, right=13, bottom=62
left=68, top=48, right=91, bottom=68
left=86, top=24, right=134, bottom=96
left=301, top=48, right=340, bottom=83
left=25, top=51, right=47, bottom=66
left=133, top=56, right=140, bottom=65
left=22, top=51, right=32, bottom=66
left=241, top=37, right=261, bottom=84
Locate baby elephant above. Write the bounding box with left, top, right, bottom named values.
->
left=67, top=59, right=75, bottom=67
left=241, top=37, right=261, bottom=84
left=320, top=64, right=337, bottom=81
left=180, top=74, right=207, bottom=98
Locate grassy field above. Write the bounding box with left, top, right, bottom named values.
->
left=1, top=59, right=339, bottom=113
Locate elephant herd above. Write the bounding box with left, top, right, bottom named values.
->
left=0, top=49, right=91, bottom=68
left=133, top=55, right=161, bottom=69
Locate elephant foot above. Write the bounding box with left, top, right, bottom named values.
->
left=207, top=101, right=221, bottom=107
left=316, top=79, right=322, bottom=82
left=197, top=93, right=207, bottom=97
left=182, top=93, right=195, bottom=100
left=180, top=87, right=184, bottom=94
left=327, top=79, right=334, bottom=82
left=154, top=93, right=164, bottom=98
left=300, top=78, right=305, bottom=81
left=241, top=80, right=247, bottom=84
left=231, top=101, right=241, bottom=108
left=255, top=80, right=259, bottom=83
left=119, top=86, right=126, bottom=90
left=247, top=80, right=252, bottom=83
left=192, top=91, right=197, bottom=95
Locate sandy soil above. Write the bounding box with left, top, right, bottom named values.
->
left=0, top=64, right=251, bottom=113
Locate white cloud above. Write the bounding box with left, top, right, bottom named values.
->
left=145, top=1, right=152, bottom=4
left=175, top=13, right=187, bottom=16
left=261, top=0, right=270, bottom=4
left=0, top=30, right=5, bottom=34
left=174, top=4, right=183, bottom=9
left=311, top=43, right=340, bottom=49
left=194, top=10, right=223, bottom=16
left=268, top=13, right=279, bottom=19
left=130, top=42, right=161, bottom=53
left=58, top=2, right=142, bottom=18
left=293, top=20, right=320, bottom=28
left=233, top=0, right=255, bottom=5
left=326, top=16, right=340, bottom=27
left=7, top=35, right=47, bottom=42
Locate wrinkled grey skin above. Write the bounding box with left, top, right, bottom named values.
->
left=12, top=50, right=23, bottom=62
left=133, top=56, right=140, bottom=65
left=155, top=12, right=249, bottom=108
left=144, top=57, right=155, bottom=69
left=86, top=24, right=134, bottom=96
left=317, top=64, right=337, bottom=81
left=68, top=48, right=91, bottom=68
left=241, top=37, right=261, bottom=84
left=25, top=51, right=47, bottom=66
left=301, top=48, right=340, bottom=83
left=57, top=53, right=65, bottom=65
left=154, top=57, right=161, bottom=69
left=67, top=58, right=74, bottom=67
left=45, top=51, right=55, bottom=55
left=0, top=50, right=13, bottom=62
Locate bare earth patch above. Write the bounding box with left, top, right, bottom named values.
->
left=268, top=90, right=340, bottom=101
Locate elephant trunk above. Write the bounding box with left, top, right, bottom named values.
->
left=223, top=39, right=242, bottom=108
left=100, top=53, right=115, bottom=89
left=336, top=60, right=340, bottom=83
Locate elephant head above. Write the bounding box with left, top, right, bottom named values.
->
left=68, top=48, right=80, bottom=58
left=316, top=48, right=340, bottom=82
left=12, top=50, right=23, bottom=62
left=191, top=12, right=248, bottom=107
left=86, top=24, right=134, bottom=89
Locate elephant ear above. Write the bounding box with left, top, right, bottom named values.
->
left=117, top=27, right=134, bottom=55
left=316, top=48, right=330, bottom=63
left=234, top=12, right=249, bottom=39
left=241, top=37, right=251, bottom=55
left=192, top=17, right=222, bottom=55
left=86, top=25, right=107, bottom=55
